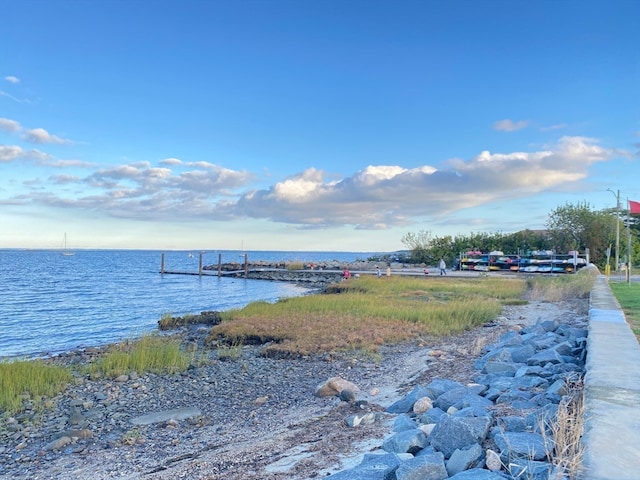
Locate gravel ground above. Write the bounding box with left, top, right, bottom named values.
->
left=0, top=298, right=588, bottom=480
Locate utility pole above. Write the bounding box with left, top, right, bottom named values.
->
left=607, top=188, right=620, bottom=271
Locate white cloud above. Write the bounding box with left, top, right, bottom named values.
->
left=232, top=136, right=622, bottom=229
left=0, top=145, right=52, bottom=163
left=50, top=174, right=81, bottom=184
left=0, top=90, right=25, bottom=103
left=540, top=123, right=567, bottom=131
left=0, top=145, right=25, bottom=162
left=4, top=76, right=20, bottom=84
left=271, top=168, right=324, bottom=201
left=45, top=158, right=95, bottom=168
left=22, top=128, right=70, bottom=145
left=2, top=136, right=626, bottom=229
left=36, top=161, right=257, bottom=219
left=0, top=117, right=21, bottom=132
left=493, top=119, right=530, bottom=132
left=159, top=157, right=183, bottom=165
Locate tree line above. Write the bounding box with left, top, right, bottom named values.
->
left=395, top=202, right=640, bottom=270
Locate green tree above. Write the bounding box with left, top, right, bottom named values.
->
left=546, top=202, right=617, bottom=267
left=502, top=229, right=551, bottom=254
left=429, top=235, right=455, bottom=266
left=622, top=209, right=640, bottom=268
left=401, top=230, right=433, bottom=264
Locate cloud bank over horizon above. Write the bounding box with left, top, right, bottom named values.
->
left=0, top=114, right=626, bottom=232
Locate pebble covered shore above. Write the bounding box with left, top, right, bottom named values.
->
left=0, top=325, right=426, bottom=479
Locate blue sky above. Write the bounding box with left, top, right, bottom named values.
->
left=1, top=0, right=638, bottom=252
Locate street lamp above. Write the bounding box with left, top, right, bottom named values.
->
left=607, top=188, right=620, bottom=271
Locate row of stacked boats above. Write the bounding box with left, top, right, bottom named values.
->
left=456, top=250, right=588, bottom=273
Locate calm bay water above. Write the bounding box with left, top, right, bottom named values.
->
left=0, top=249, right=372, bottom=358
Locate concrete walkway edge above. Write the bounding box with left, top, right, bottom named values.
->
left=581, top=275, right=640, bottom=479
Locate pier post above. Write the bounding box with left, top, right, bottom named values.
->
left=218, top=253, right=222, bottom=276
left=161, top=253, right=165, bottom=274
left=199, top=251, right=203, bottom=276
left=244, top=253, right=249, bottom=278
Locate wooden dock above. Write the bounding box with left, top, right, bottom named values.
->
left=160, top=252, right=251, bottom=277
left=160, top=269, right=251, bottom=277
left=159, top=253, right=346, bottom=285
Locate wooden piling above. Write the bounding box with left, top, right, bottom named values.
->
left=161, top=253, right=165, bottom=273
left=244, top=254, right=249, bottom=278
left=218, top=253, right=222, bottom=276
left=199, top=251, right=203, bottom=276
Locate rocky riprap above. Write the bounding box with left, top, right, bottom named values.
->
left=203, top=260, right=387, bottom=273
left=325, top=316, right=587, bottom=480
left=201, top=260, right=393, bottom=287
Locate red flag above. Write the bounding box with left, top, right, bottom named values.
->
left=629, top=200, right=640, bottom=214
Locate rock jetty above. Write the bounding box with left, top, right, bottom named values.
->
left=203, top=260, right=402, bottom=286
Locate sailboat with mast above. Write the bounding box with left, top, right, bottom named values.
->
left=61, top=233, right=74, bottom=256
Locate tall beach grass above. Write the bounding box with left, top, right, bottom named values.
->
left=525, top=267, right=597, bottom=302
left=87, top=335, right=193, bottom=378
left=0, top=360, right=72, bottom=416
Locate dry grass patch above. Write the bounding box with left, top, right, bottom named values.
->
left=207, top=276, right=524, bottom=357
left=525, top=268, right=597, bottom=302
left=542, top=377, right=585, bottom=479
left=286, top=261, right=305, bottom=270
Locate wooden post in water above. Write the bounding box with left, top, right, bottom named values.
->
left=218, top=253, right=222, bottom=276
left=161, top=253, right=165, bottom=274
left=244, top=253, right=249, bottom=278
left=199, top=251, right=203, bottom=276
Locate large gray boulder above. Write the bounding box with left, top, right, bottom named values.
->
left=446, top=443, right=484, bottom=476
left=386, top=385, right=432, bottom=414
left=325, top=453, right=401, bottom=480
left=395, top=451, right=448, bottom=480
left=429, top=415, right=480, bottom=458
left=493, top=431, right=553, bottom=461
left=382, top=428, right=429, bottom=454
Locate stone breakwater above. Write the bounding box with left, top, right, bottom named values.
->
left=203, top=260, right=396, bottom=286
left=323, top=316, right=588, bottom=479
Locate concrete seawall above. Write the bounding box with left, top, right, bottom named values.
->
left=581, top=275, right=640, bottom=479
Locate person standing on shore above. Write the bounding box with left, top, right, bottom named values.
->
left=439, top=258, right=447, bottom=276
left=386, top=265, right=391, bottom=277
left=376, top=266, right=382, bottom=278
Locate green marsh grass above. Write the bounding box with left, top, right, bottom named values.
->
left=88, top=335, right=192, bottom=378
left=208, top=275, right=526, bottom=357
left=0, top=360, right=72, bottom=415
left=609, top=281, right=640, bottom=340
